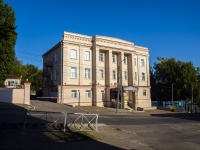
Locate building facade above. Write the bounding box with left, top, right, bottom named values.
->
left=42, top=31, right=151, bottom=110
left=4, top=75, right=22, bottom=88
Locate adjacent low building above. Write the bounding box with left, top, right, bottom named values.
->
left=4, top=75, right=22, bottom=88
left=42, top=31, right=151, bottom=110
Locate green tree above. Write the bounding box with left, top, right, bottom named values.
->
left=0, top=0, right=17, bottom=86
left=151, top=57, right=198, bottom=101
left=22, top=64, right=42, bottom=91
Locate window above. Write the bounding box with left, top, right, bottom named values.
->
left=135, top=72, right=137, bottom=80
left=86, top=90, right=91, bottom=98
left=102, top=91, right=105, bottom=100
left=142, top=72, right=145, bottom=81
left=112, top=54, right=116, bottom=63
left=134, top=58, right=137, bottom=66
left=50, top=71, right=53, bottom=81
left=141, top=59, right=145, bottom=67
left=54, top=70, right=57, bottom=80
left=143, top=89, right=146, bottom=96
left=100, top=69, right=104, bottom=79
left=8, top=81, right=15, bottom=86
left=85, top=68, right=90, bottom=79
left=113, top=70, right=116, bottom=80
left=70, top=49, right=77, bottom=59
left=71, top=67, right=77, bottom=78
left=124, top=56, right=127, bottom=64
left=124, top=71, right=127, bottom=80
left=54, top=53, right=57, bottom=62
left=71, top=90, right=77, bottom=98
left=84, top=51, right=90, bottom=60
left=99, top=53, right=104, bottom=62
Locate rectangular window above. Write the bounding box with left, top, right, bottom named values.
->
left=70, top=49, right=77, bottom=59
left=8, top=81, right=15, bottom=86
left=54, top=70, right=57, bottom=80
left=86, top=90, right=91, bottom=98
left=113, top=70, right=116, bottom=80
left=112, top=54, right=116, bottom=63
left=100, top=69, right=104, bottom=79
left=134, top=58, right=137, bottom=66
left=99, top=53, right=104, bottom=62
left=71, top=90, right=77, bottom=98
left=135, top=72, right=137, bottom=80
left=143, top=89, right=146, bottom=96
left=124, top=71, right=127, bottom=80
left=124, top=56, right=127, bottom=64
left=85, top=68, right=90, bottom=79
left=54, top=53, right=57, bottom=62
left=142, top=72, right=145, bottom=81
left=71, top=67, right=77, bottom=78
left=84, top=51, right=90, bottom=60
left=141, top=59, right=145, bottom=67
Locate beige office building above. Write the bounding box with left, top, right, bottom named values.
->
left=42, top=31, right=151, bottom=110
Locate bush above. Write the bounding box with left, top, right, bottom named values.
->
left=171, top=107, right=177, bottom=112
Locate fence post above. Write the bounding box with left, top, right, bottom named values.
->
left=24, top=82, right=31, bottom=105
left=63, top=112, right=67, bottom=132
left=21, top=109, right=27, bottom=134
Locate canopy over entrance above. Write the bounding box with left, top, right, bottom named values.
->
left=123, top=86, right=138, bottom=91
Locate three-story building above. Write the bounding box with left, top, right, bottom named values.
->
left=42, top=31, right=151, bottom=110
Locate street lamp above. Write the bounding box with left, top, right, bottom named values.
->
left=172, top=83, right=174, bottom=106
left=116, top=58, right=125, bottom=113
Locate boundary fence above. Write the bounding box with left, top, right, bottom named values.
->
left=0, top=109, right=99, bottom=133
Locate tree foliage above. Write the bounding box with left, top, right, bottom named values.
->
left=0, top=0, right=17, bottom=86
left=0, top=1, right=42, bottom=94
left=151, top=57, right=200, bottom=102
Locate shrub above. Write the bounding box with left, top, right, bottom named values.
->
left=171, top=107, right=177, bottom=112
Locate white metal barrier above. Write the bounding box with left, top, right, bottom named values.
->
left=22, top=110, right=99, bottom=133
left=63, top=113, right=99, bottom=132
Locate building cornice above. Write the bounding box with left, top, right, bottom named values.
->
left=63, top=31, right=92, bottom=45
left=93, top=36, right=135, bottom=51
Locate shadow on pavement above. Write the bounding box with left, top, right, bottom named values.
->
left=0, top=103, right=123, bottom=150
left=150, top=112, right=200, bottom=122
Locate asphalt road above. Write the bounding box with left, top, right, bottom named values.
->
left=1, top=100, right=200, bottom=150
left=95, top=114, right=200, bottom=150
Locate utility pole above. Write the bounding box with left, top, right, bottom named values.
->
left=191, top=85, right=193, bottom=113
left=172, top=83, right=174, bottom=106
left=116, top=66, right=120, bottom=113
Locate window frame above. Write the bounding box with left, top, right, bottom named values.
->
left=143, top=89, right=146, bottom=96
left=99, top=53, right=104, bottom=62
left=71, top=67, right=77, bottom=78
left=135, top=72, right=137, bottom=80
left=84, top=51, right=90, bottom=60
left=141, top=59, right=145, bottom=67
left=134, top=58, right=137, bottom=66
left=112, top=54, right=116, bottom=63
left=100, top=69, right=104, bottom=79
left=70, top=49, right=77, bottom=59
left=113, top=70, right=116, bottom=80
left=85, top=90, right=91, bottom=98
left=54, top=70, right=57, bottom=80
left=142, top=72, right=145, bottom=81
left=85, top=68, right=90, bottom=79
left=124, top=56, right=127, bottom=64
left=54, top=53, right=57, bottom=62
left=71, top=90, right=77, bottom=98
left=124, top=71, right=127, bottom=80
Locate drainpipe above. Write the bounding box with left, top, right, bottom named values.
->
left=60, top=41, right=63, bottom=103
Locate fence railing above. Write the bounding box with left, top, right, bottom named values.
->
left=0, top=110, right=99, bottom=133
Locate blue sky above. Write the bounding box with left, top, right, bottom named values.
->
left=3, top=0, right=200, bottom=69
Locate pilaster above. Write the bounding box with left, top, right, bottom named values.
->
left=24, top=82, right=31, bottom=105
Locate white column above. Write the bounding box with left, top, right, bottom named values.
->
left=24, top=82, right=31, bottom=105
